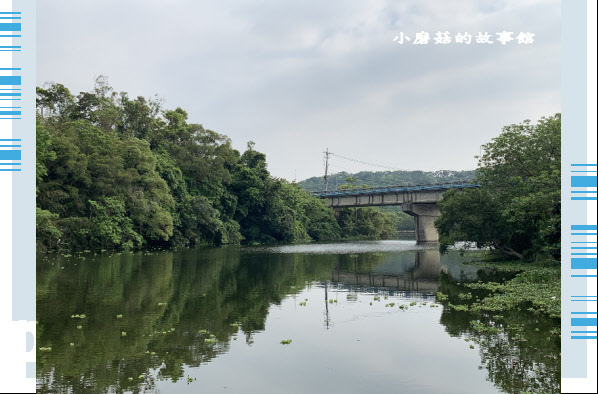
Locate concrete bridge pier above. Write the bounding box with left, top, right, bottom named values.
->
left=402, top=203, right=440, bottom=245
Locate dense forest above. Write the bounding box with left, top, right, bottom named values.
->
left=299, top=169, right=476, bottom=192
left=35, top=78, right=406, bottom=252
left=436, top=114, right=561, bottom=262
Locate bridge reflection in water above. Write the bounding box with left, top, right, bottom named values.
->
left=328, top=250, right=478, bottom=293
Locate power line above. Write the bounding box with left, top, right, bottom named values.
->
left=328, top=152, right=406, bottom=172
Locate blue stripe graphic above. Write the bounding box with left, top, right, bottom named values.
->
left=571, top=258, right=596, bottom=270
left=0, top=76, right=21, bottom=85
left=571, top=318, right=598, bottom=326
left=571, top=225, right=598, bottom=230
left=0, top=23, right=20, bottom=31
left=0, top=150, right=21, bottom=160
left=572, top=176, right=598, bottom=187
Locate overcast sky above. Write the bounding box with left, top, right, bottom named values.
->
left=37, top=0, right=561, bottom=182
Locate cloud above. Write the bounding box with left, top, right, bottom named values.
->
left=37, top=0, right=561, bottom=181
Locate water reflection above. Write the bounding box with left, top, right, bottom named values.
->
left=36, top=243, right=559, bottom=393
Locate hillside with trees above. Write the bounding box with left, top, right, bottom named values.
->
left=299, top=169, right=476, bottom=192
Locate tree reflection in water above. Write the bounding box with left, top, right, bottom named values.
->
left=36, top=248, right=560, bottom=393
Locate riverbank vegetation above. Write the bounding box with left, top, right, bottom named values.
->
left=36, top=79, right=412, bottom=252
left=436, top=114, right=561, bottom=262
left=36, top=79, right=346, bottom=251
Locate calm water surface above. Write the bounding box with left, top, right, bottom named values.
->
left=36, top=240, right=560, bottom=393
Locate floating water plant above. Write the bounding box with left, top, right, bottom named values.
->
left=230, top=323, right=239, bottom=328
left=70, top=314, right=86, bottom=319
left=409, top=302, right=417, bottom=306
left=39, top=347, right=52, bottom=352
left=199, top=329, right=208, bottom=334
left=299, top=302, right=307, bottom=306
left=116, top=314, right=123, bottom=319
left=121, top=331, right=127, bottom=337
left=69, top=343, right=74, bottom=347
left=158, top=302, right=167, bottom=306
left=436, top=292, right=449, bottom=301
left=373, top=296, right=380, bottom=301
left=469, top=345, right=475, bottom=349
left=204, top=338, right=216, bottom=344
left=280, top=339, right=292, bottom=345
left=389, top=303, right=395, bottom=307
left=77, top=325, right=82, bottom=330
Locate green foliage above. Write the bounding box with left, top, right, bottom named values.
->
left=437, top=115, right=561, bottom=261
left=35, top=79, right=348, bottom=252
left=333, top=178, right=403, bottom=238
left=36, top=208, right=62, bottom=252
left=88, top=198, right=143, bottom=250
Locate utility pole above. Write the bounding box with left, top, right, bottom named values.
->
left=324, top=148, right=330, bottom=191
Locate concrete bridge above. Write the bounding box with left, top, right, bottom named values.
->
left=313, top=182, right=479, bottom=245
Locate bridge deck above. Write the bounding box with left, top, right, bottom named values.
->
left=312, top=182, right=479, bottom=198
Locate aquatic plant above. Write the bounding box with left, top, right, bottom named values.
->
left=116, top=314, right=123, bottom=319
left=39, top=347, right=52, bottom=352
left=436, top=292, right=449, bottom=301
left=280, top=339, right=292, bottom=345
left=121, top=331, right=126, bottom=336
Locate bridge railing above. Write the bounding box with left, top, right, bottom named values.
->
left=312, top=182, right=480, bottom=198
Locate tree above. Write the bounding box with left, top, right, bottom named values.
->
left=436, top=114, right=561, bottom=260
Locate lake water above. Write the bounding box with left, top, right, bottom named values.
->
left=36, top=240, right=560, bottom=393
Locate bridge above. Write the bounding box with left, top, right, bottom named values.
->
left=313, top=182, right=479, bottom=245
